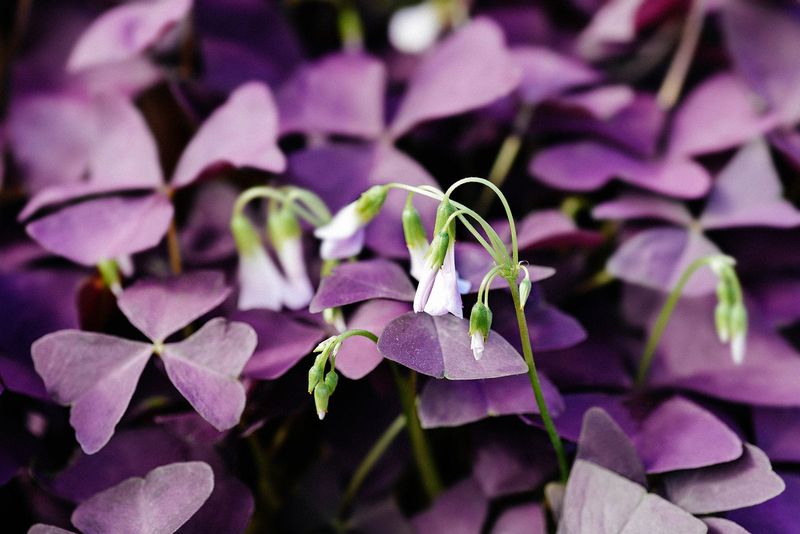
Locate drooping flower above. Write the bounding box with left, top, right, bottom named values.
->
left=231, top=212, right=286, bottom=311
left=314, top=185, right=388, bottom=260
left=468, top=302, right=492, bottom=360
left=268, top=204, right=314, bottom=310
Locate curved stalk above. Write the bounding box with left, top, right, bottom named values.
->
left=509, top=281, right=569, bottom=483
left=657, top=0, right=707, bottom=110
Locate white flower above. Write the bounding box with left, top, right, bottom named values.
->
left=314, top=203, right=366, bottom=260
left=420, top=243, right=463, bottom=318
left=237, top=243, right=285, bottom=311
left=389, top=2, right=442, bottom=54
left=470, top=332, right=485, bottom=361
left=274, top=237, right=314, bottom=310
left=731, top=331, right=746, bottom=365
left=408, top=241, right=429, bottom=281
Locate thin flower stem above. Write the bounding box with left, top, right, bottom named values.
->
left=337, top=0, right=364, bottom=51
left=442, top=208, right=505, bottom=261
left=634, top=254, right=722, bottom=387
left=337, top=329, right=379, bottom=343
left=656, top=0, right=706, bottom=110
left=233, top=186, right=326, bottom=227
left=166, top=219, right=183, bottom=275
left=476, top=103, right=535, bottom=215
left=390, top=363, right=443, bottom=500
left=509, top=280, right=569, bottom=483
left=336, top=414, right=407, bottom=519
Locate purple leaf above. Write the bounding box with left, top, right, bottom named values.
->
left=473, top=424, right=557, bottom=497
left=553, top=85, right=636, bottom=121
left=278, top=53, right=386, bottom=138
left=491, top=504, right=546, bottom=534
left=67, top=0, right=192, bottom=71
left=161, top=318, right=256, bottom=431
left=378, top=312, right=528, bottom=380
left=634, top=396, right=742, bottom=474
left=508, top=209, right=604, bottom=250
left=576, top=408, right=647, bottom=486
left=662, top=444, right=785, bottom=514
left=753, top=407, right=800, bottom=463
left=699, top=139, right=800, bottom=230
left=722, top=0, right=800, bottom=125
left=71, top=461, right=214, bottom=534
left=510, top=46, right=599, bottom=105
left=412, top=478, right=487, bottom=534
left=170, top=82, right=285, bottom=188
left=309, top=260, right=416, bottom=313
left=336, top=300, right=411, bottom=380
left=558, top=460, right=707, bottom=534
left=238, top=310, right=325, bottom=380
left=28, top=526, right=76, bottom=534
left=26, top=193, right=174, bottom=267
left=607, top=227, right=720, bottom=296
left=389, top=17, right=521, bottom=138
left=31, top=331, right=152, bottom=454
left=668, top=73, right=778, bottom=157
left=592, top=194, right=693, bottom=226
left=726, top=472, right=799, bottom=533
left=117, top=271, right=230, bottom=342
left=418, top=374, right=563, bottom=428
left=530, top=141, right=711, bottom=198
left=702, top=518, right=749, bottom=534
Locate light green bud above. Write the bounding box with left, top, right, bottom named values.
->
left=230, top=213, right=263, bottom=255
left=469, top=301, right=493, bottom=341
left=402, top=196, right=428, bottom=249
left=714, top=301, right=732, bottom=343
left=314, top=382, right=331, bottom=420
left=268, top=203, right=301, bottom=248
left=355, top=185, right=388, bottom=223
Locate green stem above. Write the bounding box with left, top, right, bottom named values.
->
left=476, top=103, right=535, bottom=215
left=390, top=363, right=443, bottom=500
left=634, top=254, right=720, bottom=387
left=656, top=0, right=706, bottom=110
left=97, top=259, right=121, bottom=295
left=336, top=415, right=407, bottom=519
left=509, top=281, right=569, bottom=483
left=337, top=0, right=364, bottom=51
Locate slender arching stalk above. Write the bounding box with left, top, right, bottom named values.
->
left=635, top=255, right=725, bottom=387
left=657, top=0, right=707, bottom=110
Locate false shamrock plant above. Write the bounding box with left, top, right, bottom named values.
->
left=308, top=177, right=571, bottom=483
left=31, top=272, right=256, bottom=454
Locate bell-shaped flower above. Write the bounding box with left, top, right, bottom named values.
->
left=231, top=212, right=285, bottom=311
left=468, top=301, right=493, bottom=360
left=419, top=237, right=463, bottom=318
left=314, top=185, right=388, bottom=260
left=402, top=195, right=430, bottom=281
left=268, top=205, right=314, bottom=310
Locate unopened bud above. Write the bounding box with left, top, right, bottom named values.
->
left=313, top=336, right=337, bottom=354
left=519, top=267, right=532, bottom=309
left=469, top=301, right=493, bottom=340
left=268, top=203, right=301, bottom=248
left=433, top=198, right=456, bottom=234
left=402, top=195, right=428, bottom=249
left=314, top=382, right=331, bottom=420
left=355, top=185, right=388, bottom=223
left=231, top=213, right=263, bottom=255
left=714, top=301, right=732, bottom=343
left=426, top=230, right=450, bottom=269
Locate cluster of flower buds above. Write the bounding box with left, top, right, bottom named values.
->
left=709, top=257, right=748, bottom=365
left=308, top=336, right=341, bottom=420
left=412, top=198, right=463, bottom=318
left=314, top=185, right=388, bottom=260
left=230, top=189, right=323, bottom=312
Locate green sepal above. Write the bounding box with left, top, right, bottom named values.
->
left=355, top=185, right=388, bottom=223
left=469, top=301, right=493, bottom=341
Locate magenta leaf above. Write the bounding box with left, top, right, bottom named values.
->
left=117, top=271, right=230, bottom=342
left=558, top=460, right=707, bottom=534
left=411, top=478, right=488, bottom=534
left=492, top=504, right=546, bottom=534
left=309, top=259, right=416, bottom=313
left=511, top=46, right=599, bottom=105
left=576, top=408, right=647, bottom=486
left=378, top=312, right=528, bottom=379
left=31, top=331, right=152, bottom=454
left=67, top=0, right=193, bottom=72
left=26, top=193, right=173, bottom=267
left=278, top=52, right=386, bottom=138
left=71, top=461, right=214, bottom=534
left=170, top=82, right=285, bottom=188
left=389, top=17, right=521, bottom=137
left=161, top=318, right=256, bottom=431
left=662, top=444, right=785, bottom=514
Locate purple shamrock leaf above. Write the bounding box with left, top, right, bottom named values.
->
left=753, top=406, right=800, bottom=463
left=29, top=527, right=76, bottom=534
left=335, top=300, right=411, bottom=380
left=491, top=504, right=546, bottom=534
left=378, top=312, right=528, bottom=380
left=418, top=373, right=563, bottom=428
left=71, top=461, right=214, bottom=534
left=662, top=444, right=785, bottom=514
left=388, top=17, right=521, bottom=138
left=309, top=259, right=416, bottom=313
left=278, top=53, right=386, bottom=138
left=726, top=472, right=799, bottom=534
left=511, top=46, right=599, bottom=106
left=117, top=271, right=230, bottom=342
left=238, top=310, right=326, bottom=380
left=576, top=408, right=647, bottom=486
left=558, top=460, right=707, bottom=534
left=411, top=478, right=488, bottom=534
left=722, top=0, right=800, bottom=125
left=701, top=518, right=749, bottom=534
left=171, top=81, right=285, bottom=188
left=31, top=331, right=153, bottom=454
left=25, top=194, right=174, bottom=267
left=160, top=318, right=256, bottom=431
left=67, top=0, right=192, bottom=72
left=500, top=209, right=604, bottom=250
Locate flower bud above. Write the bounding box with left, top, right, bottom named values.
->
left=324, top=370, right=339, bottom=394
left=519, top=268, right=532, bottom=310
left=714, top=301, right=732, bottom=343
left=469, top=302, right=492, bottom=360
left=402, top=196, right=428, bottom=250
left=313, top=382, right=331, bottom=420
left=433, top=198, right=456, bottom=234
left=231, top=212, right=262, bottom=254
left=426, top=230, right=450, bottom=270
left=313, top=336, right=337, bottom=354
left=355, top=185, right=388, bottom=223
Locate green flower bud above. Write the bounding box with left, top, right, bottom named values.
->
left=433, top=198, right=456, bottom=234
left=469, top=301, right=493, bottom=341
left=268, top=203, right=301, bottom=248
left=314, top=382, right=331, bottom=420
left=313, top=336, right=337, bottom=354
left=324, top=370, right=339, bottom=394
left=714, top=301, right=732, bottom=343
left=402, top=196, right=428, bottom=249
left=426, top=230, right=450, bottom=269
left=355, top=185, right=388, bottom=223
left=519, top=267, right=532, bottom=309
left=729, top=302, right=748, bottom=337
left=308, top=365, right=324, bottom=394
left=231, top=212, right=263, bottom=255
